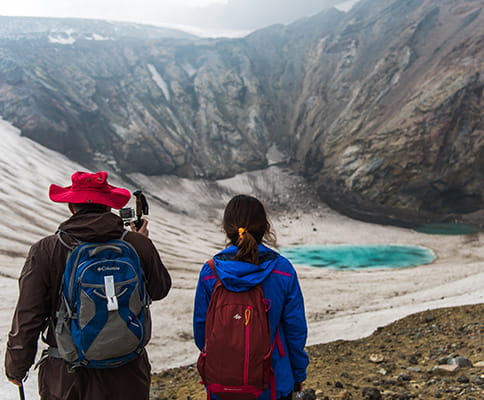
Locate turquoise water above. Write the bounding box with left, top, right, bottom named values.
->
left=415, top=223, right=480, bottom=235
left=281, top=245, right=436, bottom=270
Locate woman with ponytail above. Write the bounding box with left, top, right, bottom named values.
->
left=193, top=195, right=309, bottom=400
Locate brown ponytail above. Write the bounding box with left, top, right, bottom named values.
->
left=235, top=227, right=259, bottom=264
left=222, top=195, right=277, bottom=265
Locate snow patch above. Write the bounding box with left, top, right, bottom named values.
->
left=48, top=28, right=76, bottom=45
left=111, top=122, right=133, bottom=140
left=334, top=0, right=360, bottom=12
left=48, top=35, right=76, bottom=45
left=266, top=144, right=287, bottom=166
left=147, top=64, right=170, bottom=101
left=85, top=33, right=112, bottom=41
left=182, top=62, right=197, bottom=78
left=156, top=22, right=251, bottom=38
left=247, top=108, right=259, bottom=132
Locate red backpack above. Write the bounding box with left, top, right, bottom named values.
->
left=197, top=259, right=284, bottom=400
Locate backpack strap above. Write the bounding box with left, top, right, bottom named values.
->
left=269, top=368, right=277, bottom=400
left=272, top=328, right=286, bottom=357
left=56, top=230, right=82, bottom=251
left=49, top=230, right=81, bottom=333
left=57, top=229, right=129, bottom=248
left=206, top=259, right=224, bottom=292
left=206, top=258, right=216, bottom=274
left=266, top=329, right=284, bottom=400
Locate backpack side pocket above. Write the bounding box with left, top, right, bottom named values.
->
left=55, top=298, right=78, bottom=363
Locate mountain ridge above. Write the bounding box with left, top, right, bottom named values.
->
left=0, top=0, right=482, bottom=226
left=0, top=15, right=197, bottom=40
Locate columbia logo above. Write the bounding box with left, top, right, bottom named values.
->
left=97, top=266, right=121, bottom=272
left=233, top=314, right=242, bottom=320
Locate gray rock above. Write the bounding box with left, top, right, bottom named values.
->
left=471, top=376, right=484, bottom=385
left=398, top=373, right=411, bottom=381
left=362, top=387, right=381, bottom=400
left=407, top=355, right=418, bottom=365
left=299, top=388, right=316, bottom=400
left=448, top=357, right=473, bottom=368
left=432, top=364, right=460, bottom=374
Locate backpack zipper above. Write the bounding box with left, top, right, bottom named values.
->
left=244, top=305, right=252, bottom=385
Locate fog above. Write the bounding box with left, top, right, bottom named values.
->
left=0, top=0, right=360, bottom=37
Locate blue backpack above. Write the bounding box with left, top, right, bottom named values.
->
left=54, top=231, right=151, bottom=368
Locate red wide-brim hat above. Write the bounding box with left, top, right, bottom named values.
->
left=49, top=171, right=131, bottom=209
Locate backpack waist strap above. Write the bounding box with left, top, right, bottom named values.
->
left=33, top=348, right=62, bottom=370
left=46, top=347, right=62, bottom=358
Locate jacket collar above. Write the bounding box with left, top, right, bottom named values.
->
left=212, top=244, right=279, bottom=292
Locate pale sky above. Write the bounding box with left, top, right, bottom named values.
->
left=0, top=0, right=228, bottom=24
left=0, top=0, right=358, bottom=37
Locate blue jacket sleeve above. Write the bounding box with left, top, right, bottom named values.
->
left=193, top=264, right=212, bottom=350
left=281, top=271, right=309, bottom=383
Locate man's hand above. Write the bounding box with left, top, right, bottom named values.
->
left=130, top=219, right=149, bottom=237
left=7, top=376, right=22, bottom=387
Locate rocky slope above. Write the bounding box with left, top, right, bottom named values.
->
left=150, top=304, right=484, bottom=400
left=298, top=1, right=484, bottom=226
left=0, top=0, right=482, bottom=226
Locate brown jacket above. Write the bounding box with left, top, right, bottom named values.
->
left=5, top=211, right=171, bottom=399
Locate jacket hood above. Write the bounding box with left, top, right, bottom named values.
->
left=58, top=211, right=125, bottom=244
left=213, top=244, right=279, bottom=292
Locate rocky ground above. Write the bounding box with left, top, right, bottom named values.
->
left=150, top=303, right=483, bottom=400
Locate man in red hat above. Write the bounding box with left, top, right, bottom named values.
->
left=5, top=171, right=172, bottom=400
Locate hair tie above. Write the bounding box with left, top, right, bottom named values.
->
left=238, top=227, right=247, bottom=238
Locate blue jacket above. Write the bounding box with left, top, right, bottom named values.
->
left=193, top=244, right=309, bottom=399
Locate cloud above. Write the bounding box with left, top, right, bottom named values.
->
left=0, top=0, right=356, bottom=36
left=177, top=0, right=350, bottom=30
